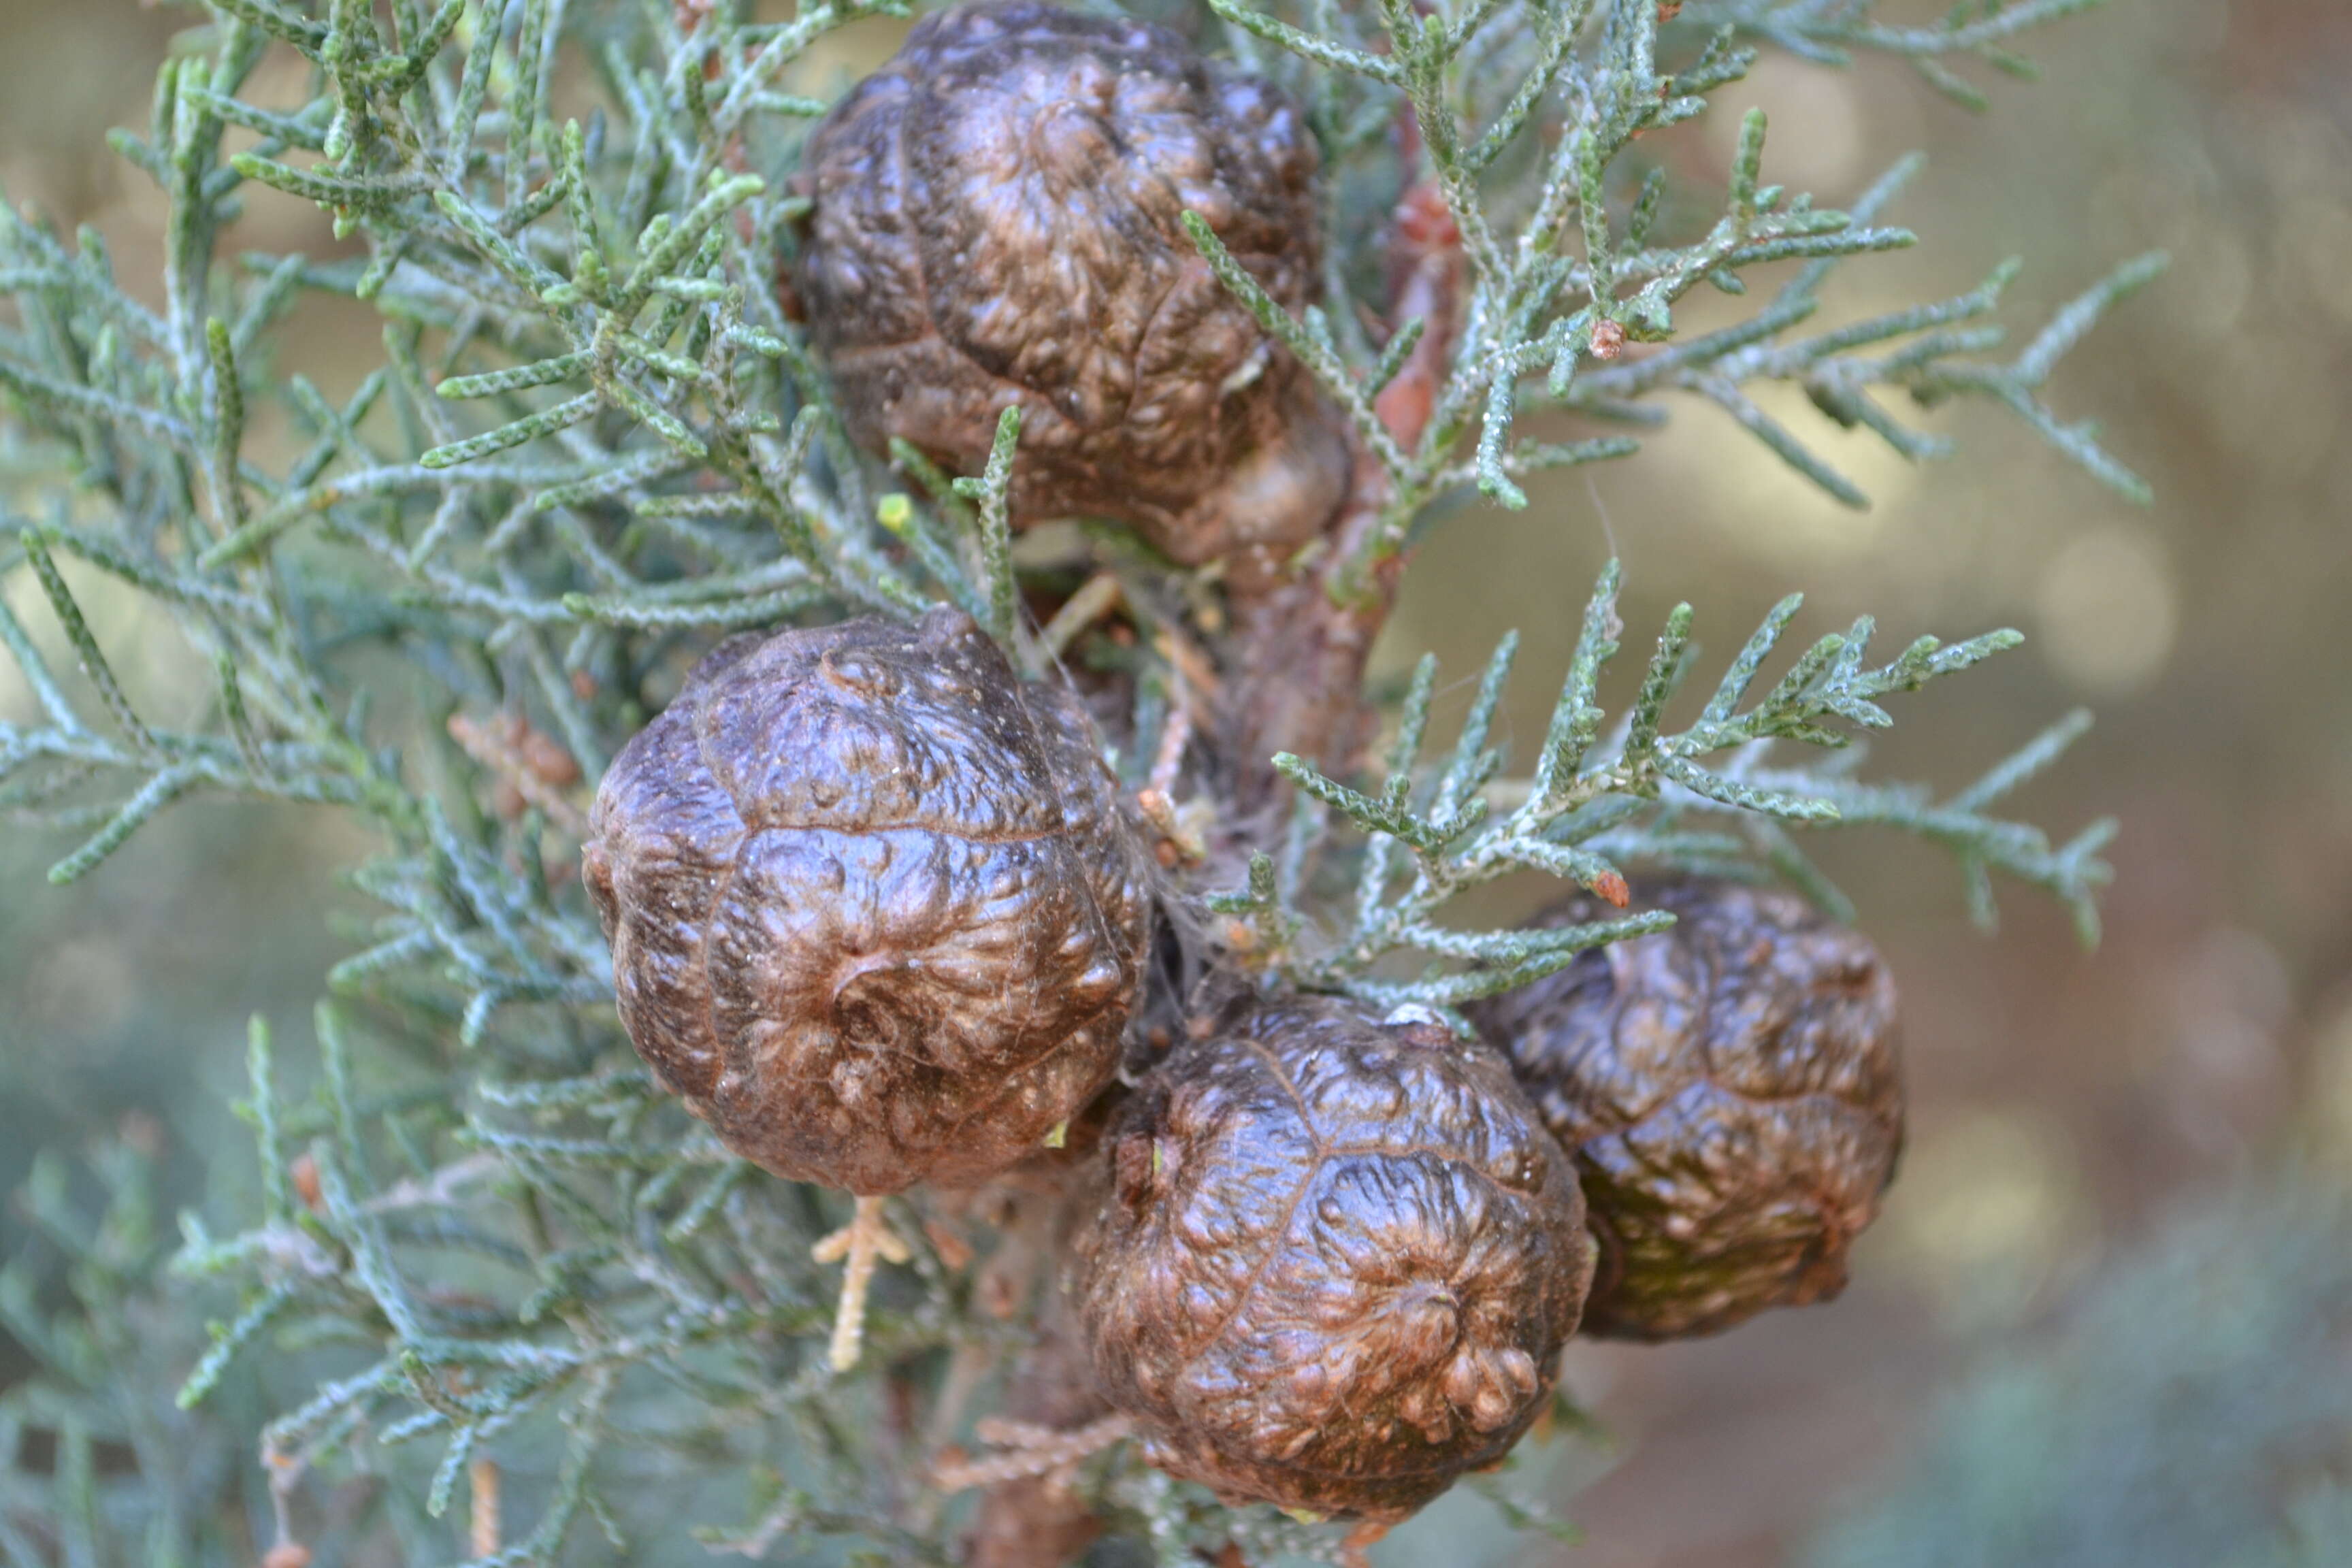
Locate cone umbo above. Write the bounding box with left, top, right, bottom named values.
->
left=1469, top=881, right=1902, bottom=1341
left=1074, top=996, right=1593, bottom=1523
left=583, top=606, right=1151, bottom=1196
left=787, top=0, right=1348, bottom=572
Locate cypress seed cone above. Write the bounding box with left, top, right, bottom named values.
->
left=583, top=606, right=1151, bottom=1196
left=786, top=0, right=1349, bottom=573
left=1075, top=995, right=1593, bottom=1523
left=1469, top=880, right=1903, bottom=1341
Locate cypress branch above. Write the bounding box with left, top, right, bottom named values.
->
left=0, top=0, right=2153, bottom=1558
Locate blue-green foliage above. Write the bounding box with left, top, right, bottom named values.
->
left=1810, top=1176, right=2352, bottom=1568
left=1223, top=562, right=2113, bottom=1020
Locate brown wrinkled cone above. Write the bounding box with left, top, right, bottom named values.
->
left=583, top=606, right=1151, bottom=1196
left=1074, top=996, right=1594, bottom=1523
left=788, top=1, right=1349, bottom=570
left=1469, top=881, right=1903, bottom=1341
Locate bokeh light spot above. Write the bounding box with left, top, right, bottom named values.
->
left=1880, top=1109, right=2086, bottom=1329
left=2034, top=525, right=2178, bottom=698
left=1710, top=54, right=1867, bottom=196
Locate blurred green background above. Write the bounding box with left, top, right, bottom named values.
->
left=3, top=0, right=2350, bottom=1564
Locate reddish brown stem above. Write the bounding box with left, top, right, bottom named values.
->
left=958, top=1173, right=1122, bottom=1568
left=1221, top=482, right=1401, bottom=825
left=1222, top=180, right=1465, bottom=823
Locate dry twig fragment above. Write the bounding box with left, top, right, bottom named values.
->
left=814, top=1196, right=913, bottom=1371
